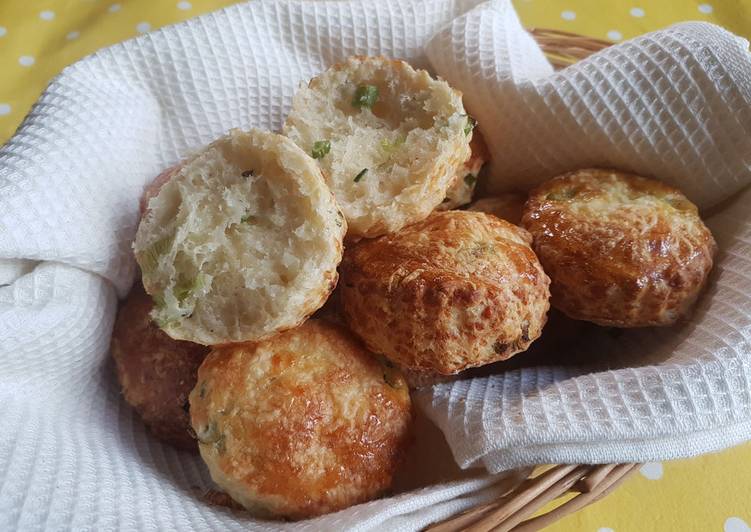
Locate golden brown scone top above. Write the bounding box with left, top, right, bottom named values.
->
left=521, top=168, right=717, bottom=327
left=189, top=320, right=412, bottom=520
left=340, top=210, right=551, bottom=374
left=111, top=283, right=209, bottom=450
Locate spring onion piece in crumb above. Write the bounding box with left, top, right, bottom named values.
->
left=464, top=174, right=477, bottom=187
left=139, top=235, right=174, bottom=275
left=380, top=134, right=406, bottom=153
left=464, top=115, right=477, bottom=136
left=174, top=272, right=209, bottom=303
left=354, top=168, right=368, bottom=183
left=352, top=84, right=379, bottom=109
left=311, top=140, right=331, bottom=159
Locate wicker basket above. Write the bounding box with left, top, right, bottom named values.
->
left=425, top=28, right=641, bottom=532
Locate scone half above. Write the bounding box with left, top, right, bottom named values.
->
left=284, top=56, right=472, bottom=238
left=134, top=129, right=346, bottom=345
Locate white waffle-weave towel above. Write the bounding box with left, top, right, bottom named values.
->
left=1, top=0, right=750, bottom=530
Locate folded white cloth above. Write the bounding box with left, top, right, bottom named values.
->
left=1, top=0, right=749, bottom=530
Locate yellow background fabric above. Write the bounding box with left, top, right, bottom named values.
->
left=0, top=1, right=749, bottom=530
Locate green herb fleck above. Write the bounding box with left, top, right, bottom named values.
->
left=197, top=421, right=222, bottom=446
left=353, top=168, right=368, bottom=183
left=174, top=273, right=208, bottom=303
left=240, top=212, right=257, bottom=224
left=379, top=357, right=403, bottom=389
left=464, top=115, right=477, bottom=136
left=311, top=140, right=331, bottom=159
left=464, top=174, right=477, bottom=187
left=151, top=293, right=166, bottom=310
left=215, top=434, right=226, bottom=454
left=352, top=84, right=379, bottom=109
left=546, top=188, right=578, bottom=201
left=380, top=134, right=406, bottom=153
left=154, top=314, right=179, bottom=330
left=139, top=235, right=174, bottom=275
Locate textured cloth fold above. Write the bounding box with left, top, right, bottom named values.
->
left=1, top=0, right=750, bottom=529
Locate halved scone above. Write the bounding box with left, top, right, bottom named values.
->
left=134, top=129, right=346, bottom=345
left=283, top=56, right=472, bottom=238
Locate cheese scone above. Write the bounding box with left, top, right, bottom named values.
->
left=521, top=168, right=717, bottom=327
left=283, top=56, right=472, bottom=238
left=111, top=282, right=209, bottom=450
left=189, top=320, right=412, bottom=519
left=340, top=211, right=551, bottom=374
left=134, top=129, right=346, bottom=345
left=467, top=192, right=527, bottom=225
left=438, top=129, right=489, bottom=210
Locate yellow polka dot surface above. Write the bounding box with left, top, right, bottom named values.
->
left=1, top=1, right=750, bottom=530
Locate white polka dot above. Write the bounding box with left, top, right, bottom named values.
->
left=0, top=26, right=6, bottom=37
left=108, top=3, right=121, bottom=13
left=177, top=1, right=192, bottom=10
left=0, top=103, right=11, bottom=116
left=598, top=528, right=615, bottom=532
left=39, top=10, right=55, bottom=21
left=639, top=462, right=663, bottom=480
left=725, top=517, right=751, bottom=532
left=136, top=22, right=151, bottom=33
left=561, top=10, right=576, bottom=20
left=18, top=55, right=35, bottom=67
left=66, top=31, right=80, bottom=40
left=630, top=7, right=645, bottom=17
left=698, top=3, right=713, bottom=14
left=607, top=30, right=623, bottom=41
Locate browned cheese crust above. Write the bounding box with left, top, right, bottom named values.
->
left=340, top=210, right=551, bottom=374
left=189, top=320, right=412, bottom=520
left=111, top=283, right=209, bottom=450
left=521, top=168, right=717, bottom=327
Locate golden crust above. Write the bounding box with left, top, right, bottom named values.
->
left=521, top=168, right=717, bottom=327
left=467, top=192, right=527, bottom=226
left=111, top=283, right=209, bottom=450
left=340, top=211, right=551, bottom=374
left=189, top=320, right=412, bottom=520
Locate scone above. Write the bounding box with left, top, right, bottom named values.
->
left=340, top=211, right=551, bottom=374
left=521, top=168, right=717, bottom=327
left=467, top=192, right=527, bottom=225
left=189, top=320, right=412, bottom=519
left=283, top=56, right=472, bottom=238
left=438, top=129, right=489, bottom=210
left=134, top=129, right=346, bottom=345
left=111, top=282, right=209, bottom=449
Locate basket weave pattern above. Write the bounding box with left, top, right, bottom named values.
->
left=426, top=29, right=642, bottom=532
